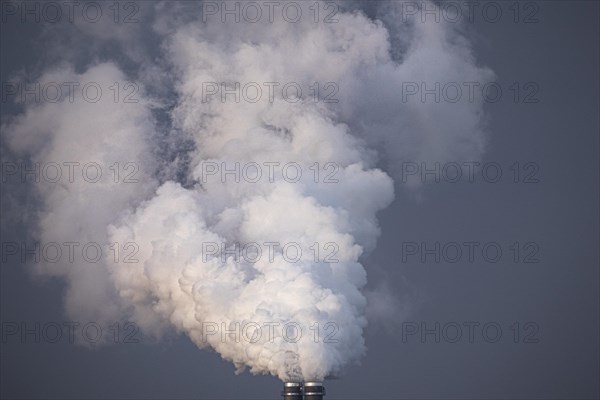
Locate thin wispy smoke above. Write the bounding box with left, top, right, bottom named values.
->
left=2, top=1, right=492, bottom=382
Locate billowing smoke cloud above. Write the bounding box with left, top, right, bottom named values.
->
left=2, top=1, right=492, bottom=382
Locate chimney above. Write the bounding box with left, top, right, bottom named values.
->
left=303, top=382, right=325, bottom=400
left=282, top=382, right=303, bottom=400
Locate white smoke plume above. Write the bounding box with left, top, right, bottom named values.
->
left=2, top=1, right=492, bottom=382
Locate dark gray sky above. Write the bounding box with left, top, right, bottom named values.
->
left=1, top=1, right=598, bottom=399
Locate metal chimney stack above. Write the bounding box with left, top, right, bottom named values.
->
left=282, top=382, right=326, bottom=400
left=303, top=382, right=325, bottom=400
left=282, top=382, right=303, bottom=400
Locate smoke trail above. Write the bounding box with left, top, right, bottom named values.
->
left=2, top=1, right=492, bottom=381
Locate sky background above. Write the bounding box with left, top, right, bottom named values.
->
left=1, top=1, right=599, bottom=399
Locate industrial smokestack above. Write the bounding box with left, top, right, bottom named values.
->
left=303, top=382, right=325, bottom=400
left=282, top=382, right=303, bottom=400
